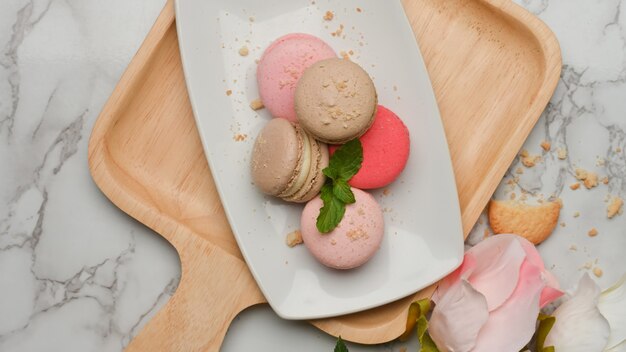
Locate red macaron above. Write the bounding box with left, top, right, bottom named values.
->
left=330, top=105, right=410, bottom=189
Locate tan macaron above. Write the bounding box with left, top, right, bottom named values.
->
left=294, top=58, right=377, bottom=144
left=251, top=118, right=329, bottom=203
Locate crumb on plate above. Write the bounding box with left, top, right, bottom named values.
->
left=233, top=134, right=248, bottom=142
left=286, top=230, right=303, bottom=247
left=226, top=89, right=232, bottom=96
left=541, top=141, right=551, bottom=151
left=249, top=98, right=264, bottom=111
left=588, top=228, right=598, bottom=237
left=593, top=267, right=603, bottom=277
left=238, top=46, right=249, bottom=56
left=323, top=10, right=334, bottom=21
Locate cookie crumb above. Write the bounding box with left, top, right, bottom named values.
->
left=573, top=211, right=580, bottom=218
left=226, top=89, right=232, bottom=96
left=520, top=149, right=540, bottom=167
left=602, top=176, right=609, bottom=185
left=249, top=16, right=255, bottom=22
left=575, top=168, right=588, bottom=180
left=569, top=244, right=578, bottom=251
left=560, top=222, right=566, bottom=227
left=331, top=24, right=344, bottom=37
left=540, top=141, right=551, bottom=151
left=330, top=239, right=337, bottom=245
left=483, top=228, right=490, bottom=238
left=607, top=196, right=623, bottom=218
left=323, top=10, right=334, bottom=21
left=339, top=50, right=351, bottom=60
left=249, top=98, right=264, bottom=111
left=382, top=189, right=390, bottom=196
left=233, top=134, right=248, bottom=142
left=582, top=262, right=593, bottom=270
left=596, top=158, right=606, bottom=167
left=356, top=7, right=362, bottom=12
left=616, top=147, right=622, bottom=153
left=588, top=228, right=598, bottom=237
left=570, top=183, right=580, bottom=190
left=510, top=192, right=516, bottom=200
left=593, top=267, right=603, bottom=277
left=515, top=167, right=524, bottom=174
left=557, top=148, right=567, bottom=160
left=286, top=230, right=303, bottom=247
left=583, top=172, right=598, bottom=189
left=238, top=46, right=249, bottom=56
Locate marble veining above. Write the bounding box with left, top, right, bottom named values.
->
left=1, top=0, right=625, bottom=351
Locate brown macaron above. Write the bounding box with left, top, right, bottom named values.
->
left=294, top=58, right=377, bottom=144
left=251, top=118, right=329, bottom=203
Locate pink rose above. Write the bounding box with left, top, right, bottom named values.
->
left=429, top=234, right=563, bottom=352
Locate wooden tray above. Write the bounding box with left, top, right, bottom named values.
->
left=88, top=0, right=560, bottom=349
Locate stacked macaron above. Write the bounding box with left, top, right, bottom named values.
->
left=251, top=33, right=411, bottom=270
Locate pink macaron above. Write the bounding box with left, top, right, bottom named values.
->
left=257, top=33, right=336, bottom=121
left=330, top=105, right=410, bottom=189
left=300, top=188, right=384, bottom=270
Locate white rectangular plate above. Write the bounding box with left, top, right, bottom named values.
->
left=175, top=0, right=463, bottom=319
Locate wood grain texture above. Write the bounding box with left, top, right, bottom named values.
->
left=87, top=0, right=560, bottom=349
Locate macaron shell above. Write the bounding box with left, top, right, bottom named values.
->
left=330, top=105, right=410, bottom=189
left=251, top=119, right=302, bottom=195
left=287, top=139, right=329, bottom=203
left=295, top=58, right=377, bottom=144
left=257, top=33, right=336, bottom=121
left=300, top=188, right=384, bottom=269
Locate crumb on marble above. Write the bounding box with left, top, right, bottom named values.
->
left=560, top=222, right=566, bottom=227
left=382, top=189, right=390, bottom=196
left=483, top=228, right=490, bottom=238
left=249, top=16, right=255, bottom=22
left=238, top=46, right=249, bottom=56
left=541, top=141, right=551, bottom=151
left=616, top=147, right=622, bottom=153
left=356, top=7, right=362, bottom=12
left=520, top=149, right=540, bottom=167
left=570, top=183, right=580, bottom=190
left=340, top=50, right=351, bottom=60
left=286, top=230, right=303, bottom=247
left=226, top=89, right=232, bottom=96
left=607, top=196, right=623, bottom=219
left=588, top=228, right=598, bottom=237
left=249, top=98, right=264, bottom=111
left=582, top=261, right=593, bottom=270
left=593, top=267, right=603, bottom=277
left=575, top=168, right=588, bottom=180
left=557, top=148, right=567, bottom=160
left=569, top=244, right=578, bottom=251
left=573, top=211, right=580, bottom=218
left=323, top=10, right=334, bottom=21
left=516, top=167, right=524, bottom=174
left=596, top=158, right=606, bottom=167
left=602, top=176, right=609, bottom=185
left=510, top=192, right=516, bottom=200
left=584, top=172, right=598, bottom=189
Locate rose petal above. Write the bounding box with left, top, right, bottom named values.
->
left=466, top=235, right=526, bottom=311
left=599, top=274, right=626, bottom=350
left=545, top=274, right=610, bottom=352
left=434, top=253, right=477, bottom=303
left=472, top=261, right=545, bottom=352
left=430, top=280, right=489, bottom=352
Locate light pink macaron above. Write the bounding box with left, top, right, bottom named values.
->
left=300, top=188, right=384, bottom=269
left=257, top=33, right=336, bottom=121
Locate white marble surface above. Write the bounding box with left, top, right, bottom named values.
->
left=0, top=0, right=625, bottom=351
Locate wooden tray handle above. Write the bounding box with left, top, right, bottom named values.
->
left=126, top=234, right=265, bottom=352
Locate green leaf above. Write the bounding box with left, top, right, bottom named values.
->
left=316, top=183, right=346, bottom=233
left=399, top=298, right=440, bottom=352
left=333, top=179, right=355, bottom=204
left=334, top=336, right=349, bottom=352
left=327, top=139, right=363, bottom=181
left=323, top=166, right=339, bottom=180
left=536, top=314, right=556, bottom=352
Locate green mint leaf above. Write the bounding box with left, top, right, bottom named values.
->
left=316, top=139, right=363, bottom=233
left=327, top=139, right=363, bottom=181
left=536, top=314, right=556, bottom=352
left=333, top=179, right=355, bottom=204
left=334, top=336, right=349, bottom=352
left=317, top=183, right=346, bottom=233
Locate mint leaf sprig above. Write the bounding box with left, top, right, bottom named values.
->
left=334, top=336, right=349, bottom=352
left=316, top=139, right=363, bottom=233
